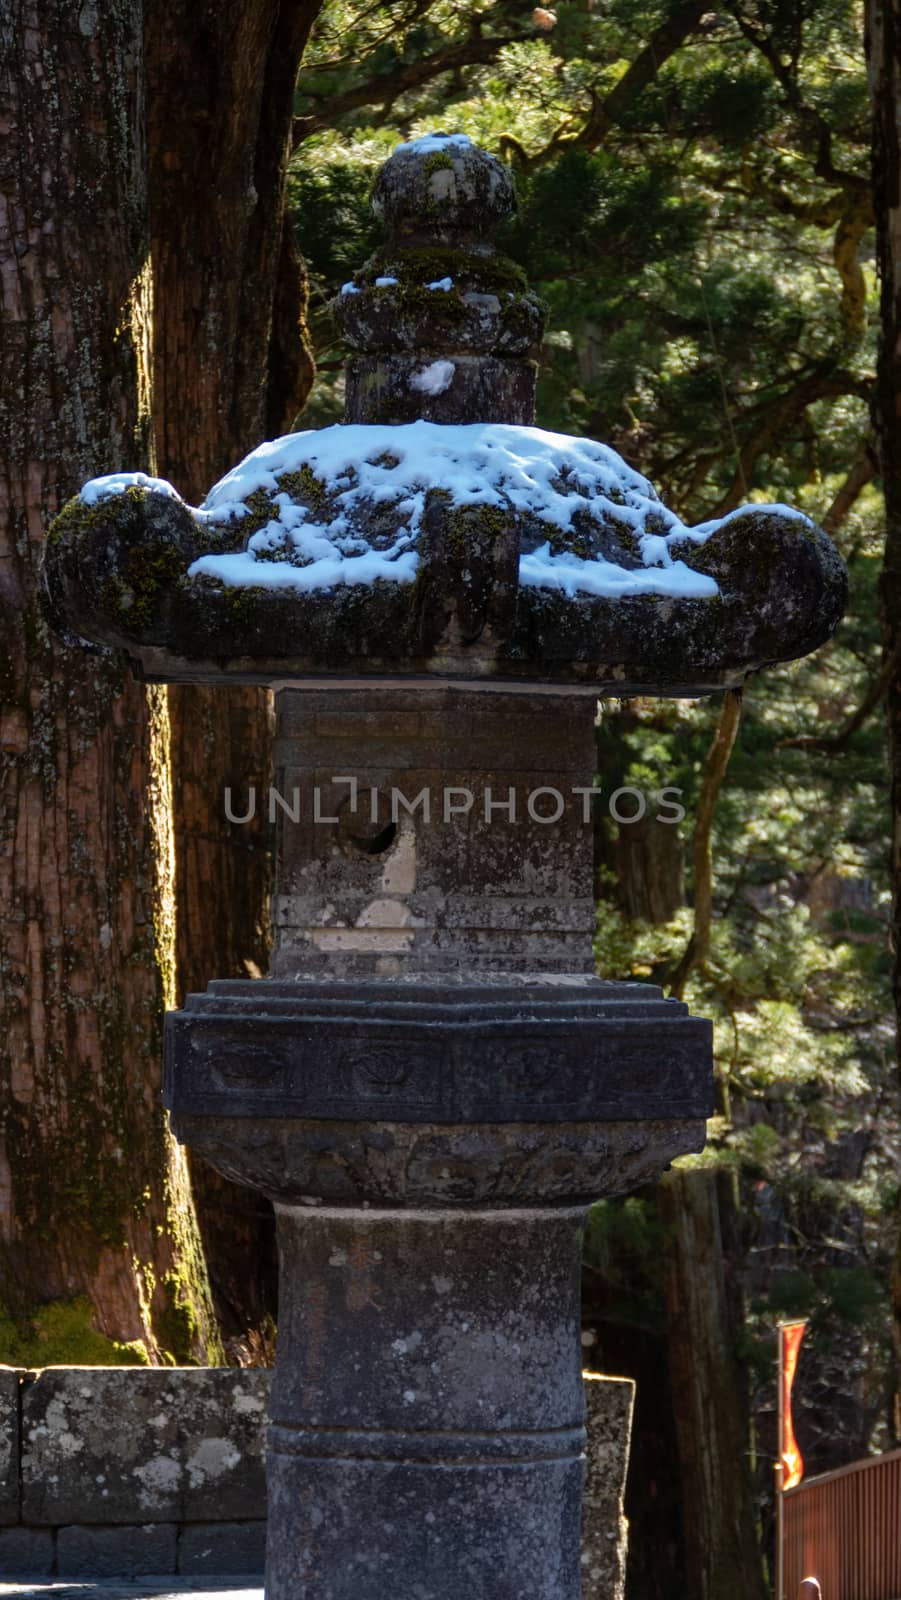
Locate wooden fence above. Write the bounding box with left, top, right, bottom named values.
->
left=783, top=1449, right=901, bottom=1599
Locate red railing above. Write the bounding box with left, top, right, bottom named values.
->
left=783, top=1450, right=901, bottom=1599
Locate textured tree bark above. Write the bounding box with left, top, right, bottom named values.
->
left=659, top=1171, right=768, bottom=1600
left=146, top=0, right=324, bottom=1337
left=614, top=816, right=684, bottom=923
left=0, top=0, right=218, bottom=1361
left=866, top=0, right=901, bottom=1426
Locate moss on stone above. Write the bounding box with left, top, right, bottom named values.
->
left=0, top=1296, right=151, bottom=1367
left=443, top=500, right=507, bottom=556
left=274, top=464, right=329, bottom=510
left=423, top=149, right=455, bottom=178
left=548, top=528, right=592, bottom=559
left=366, top=245, right=528, bottom=298
left=225, top=584, right=264, bottom=624
left=232, top=489, right=274, bottom=536
left=46, top=488, right=141, bottom=548
left=498, top=297, right=529, bottom=336
left=122, top=541, right=186, bottom=627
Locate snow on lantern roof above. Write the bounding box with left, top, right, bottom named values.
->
left=392, top=131, right=473, bottom=156
left=44, top=136, right=847, bottom=692
left=78, top=422, right=824, bottom=605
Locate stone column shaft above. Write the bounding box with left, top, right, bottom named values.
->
left=267, top=1206, right=587, bottom=1600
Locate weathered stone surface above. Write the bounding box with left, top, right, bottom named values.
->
left=42, top=144, right=847, bottom=696
left=371, top=133, right=515, bottom=245
left=44, top=486, right=846, bottom=693
left=0, top=1527, right=54, bottom=1578
left=166, top=1112, right=705, bottom=1210
left=166, top=976, right=711, bottom=1206
left=269, top=686, right=597, bottom=975
left=0, top=1367, right=20, bottom=1525
left=344, top=352, right=538, bottom=427
left=338, top=284, right=543, bottom=359
left=178, top=1523, right=265, bottom=1576
left=267, top=1207, right=586, bottom=1600
left=158, top=682, right=702, bottom=1597
left=581, top=1374, right=635, bottom=1600
left=56, top=1524, right=177, bottom=1579
left=21, top=1370, right=268, bottom=1527
left=337, top=138, right=544, bottom=425
left=166, top=979, right=713, bottom=1126
left=39, top=123, right=837, bottom=1600
left=165, top=686, right=711, bottom=1215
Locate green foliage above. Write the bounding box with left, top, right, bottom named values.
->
left=294, top=0, right=873, bottom=511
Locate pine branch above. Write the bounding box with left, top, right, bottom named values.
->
left=821, top=447, right=877, bottom=537
left=708, top=367, right=873, bottom=517
left=293, top=31, right=526, bottom=145
left=510, top=1, right=708, bottom=171
left=729, top=7, right=869, bottom=196
left=778, top=640, right=900, bottom=756
left=297, top=4, right=708, bottom=164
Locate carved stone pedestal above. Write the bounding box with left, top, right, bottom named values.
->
left=164, top=686, right=711, bottom=1599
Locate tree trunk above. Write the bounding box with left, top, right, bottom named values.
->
left=659, top=1171, right=769, bottom=1600
left=582, top=1281, right=687, bottom=1599
left=866, top=0, right=901, bottom=1426
left=146, top=0, right=324, bottom=1339
left=0, top=0, right=218, bottom=1363
left=614, top=816, right=684, bottom=923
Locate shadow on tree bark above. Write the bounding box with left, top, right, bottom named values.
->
left=146, top=0, right=326, bottom=1343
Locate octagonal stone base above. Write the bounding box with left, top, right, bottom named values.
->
left=165, top=974, right=711, bottom=1207
left=164, top=969, right=710, bottom=1597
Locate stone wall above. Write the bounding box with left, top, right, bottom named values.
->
left=0, top=1366, right=268, bottom=1581
left=0, top=1365, right=633, bottom=1593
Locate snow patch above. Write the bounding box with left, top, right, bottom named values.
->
left=185, top=420, right=729, bottom=596
left=519, top=545, right=717, bottom=600
left=80, top=471, right=180, bottom=506
left=691, top=501, right=815, bottom=538
left=393, top=132, right=472, bottom=156
left=426, top=277, right=454, bottom=291
left=410, top=360, right=455, bottom=396
left=339, top=281, right=360, bottom=296
left=374, top=275, right=399, bottom=287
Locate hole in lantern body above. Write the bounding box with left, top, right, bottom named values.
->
left=334, top=785, right=399, bottom=857
left=348, top=819, right=398, bottom=856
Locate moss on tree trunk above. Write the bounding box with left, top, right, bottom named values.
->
left=0, top=0, right=219, bottom=1365
left=145, top=0, right=325, bottom=1340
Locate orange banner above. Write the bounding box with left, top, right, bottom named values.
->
left=781, top=1321, right=807, bottom=1490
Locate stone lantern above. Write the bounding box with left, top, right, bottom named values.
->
left=46, top=133, right=845, bottom=1599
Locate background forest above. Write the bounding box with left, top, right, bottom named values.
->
left=289, top=6, right=893, bottom=1592
left=1, top=3, right=898, bottom=1599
